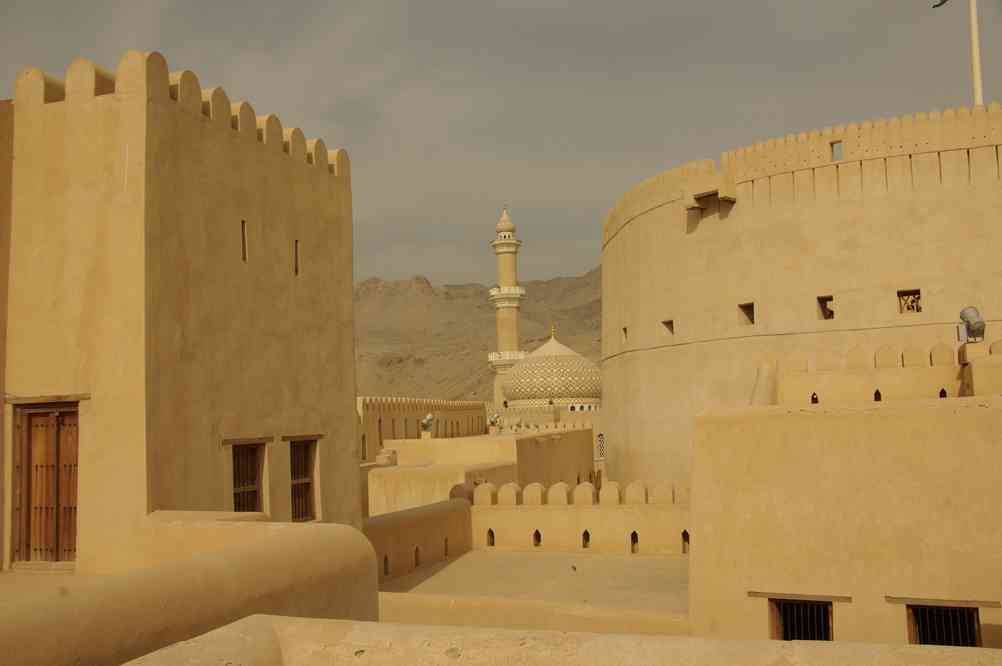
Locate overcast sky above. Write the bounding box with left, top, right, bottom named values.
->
left=2, top=1, right=1001, bottom=284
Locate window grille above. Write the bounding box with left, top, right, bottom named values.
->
left=898, top=289, right=922, bottom=314
left=772, top=600, right=832, bottom=641
left=290, top=440, right=315, bottom=522
left=910, top=606, right=980, bottom=647
left=233, top=444, right=263, bottom=512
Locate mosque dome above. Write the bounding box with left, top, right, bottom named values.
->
left=502, top=333, right=601, bottom=403
left=496, top=207, right=516, bottom=234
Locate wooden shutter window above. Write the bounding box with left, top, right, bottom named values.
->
left=232, top=444, right=263, bottom=512
left=290, top=440, right=315, bottom=522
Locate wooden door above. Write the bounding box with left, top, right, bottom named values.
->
left=12, top=404, right=78, bottom=563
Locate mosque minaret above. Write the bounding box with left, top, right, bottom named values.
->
left=487, top=207, right=527, bottom=405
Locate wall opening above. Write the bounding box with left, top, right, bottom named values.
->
left=487, top=529, right=495, bottom=547
left=817, top=295, right=835, bottom=320
left=770, top=599, right=833, bottom=641
left=414, top=547, right=421, bottom=568
left=383, top=555, right=389, bottom=577
left=293, top=239, right=300, bottom=276
left=621, top=327, right=628, bottom=343
left=240, top=220, right=248, bottom=263
left=582, top=530, right=591, bottom=549
left=444, top=537, right=449, bottom=558
left=533, top=530, right=542, bottom=548
left=810, top=392, right=819, bottom=405
left=682, top=530, right=690, bottom=554
left=830, top=140, right=844, bottom=162
left=232, top=443, right=264, bottom=512
left=897, top=289, right=922, bottom=314
left=289, top=440, right=316, bottom=522
left=661, top=319, right=675, bottom=335
left=908, top=605, right=980, bottom=647
left=570, top=405, right=576, bottom=412
left=360, top=434, right=367, bottom=461
left=939, top=388, right=948, bottom=398
left=874, top=389, right=882, bottom=402
left=630, top=531, right=639, bottom=554
left=739, top=302, right=756, bottom=325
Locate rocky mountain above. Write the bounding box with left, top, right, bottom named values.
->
left=354, top=267, right=601, bottom=401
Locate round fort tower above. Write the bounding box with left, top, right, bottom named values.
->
left=602, top=106, right=1002, bottom=483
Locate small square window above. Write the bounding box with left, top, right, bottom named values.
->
left=830, top=140, right=844, bottom=162
left=897, top=289, right=922, bottom=314
left=661, top=319, right=675, bottom=335
left=817, top=296, right=835, bottom=320
left=739, top=302, right=756, bottom=325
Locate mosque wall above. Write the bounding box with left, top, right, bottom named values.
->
left=691, top=396, right=1002, bottom=645
left=471, top=480, right=688, bottom=555
left=602, top=104, right=1002, bottom=483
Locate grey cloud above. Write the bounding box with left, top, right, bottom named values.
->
left=2, top=0, right=998, bottom=284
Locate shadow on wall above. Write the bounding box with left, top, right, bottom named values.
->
left=982, top=624, right=1002, bottom=649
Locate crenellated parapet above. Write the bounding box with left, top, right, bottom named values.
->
left=15, top=51, right=350, bottom=183
left=357, top=396, right=488, bottom=413
left=471, top=480, right=689, bottom=555
left=604, top=103, right=1002, bottom=246
left=355, top=396, right=489, bottom=461
left=473, top=480, right=687, bottom=507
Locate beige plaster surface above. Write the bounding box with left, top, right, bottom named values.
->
left=130, top=615, right=1002, bottom=665
left=692, top=396, right=1002, bottom=646
left=366, top=461, right=515, bottom=516
left=0, top=99, right=11, bottom=566
left=364, top=498, right=472, bottom=583
left=380, top=549, right=688, bottom=613
left=602, top=107, right=1002, bottom=484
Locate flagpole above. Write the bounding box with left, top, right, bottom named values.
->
left=970, top=0, right=985, bottom=106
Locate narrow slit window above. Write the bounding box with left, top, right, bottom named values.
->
left=630, top=531, right=639, bottom=554
left=290, top=440, right=315, bottom=522
left=533, top=529, right=542, bottom=548
left=383, top=555, right=390, bottom=576
left=682, top=530, right=690, bottom=554
left=771, top=599, right=833, bottom=641
left=294, top=239, right=300, bottom=276
left=487, top=529, right=495, bottom=547
left=897, top=289, right=922, bottom=314
left=662, top=319, right=675, bottom=335
left=830, top=140, right=844, bottom=162
left=414, top=547, right=421, bottom=568
left=621, top=326, right=628, bottom=343
left=232, top=443, right=263, bottom=512
left=582, top=530, right=591, bottom=549
left=909, top=605, right=980, bottom=647
left=240, top=220, right=248, bottom=263
left=444, top=537, right=449, bottom=558
left=817, top=296, right=835, bottom=320
left=874, top=389, right=883, bottom=402
left=739, top=302, right=756, bottom=325
left=939, top=388, right=948, bottom=399
left=811, top=392, right=819, bottom=405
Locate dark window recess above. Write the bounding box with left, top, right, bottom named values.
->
left=874, top=390, right=883, bottom=402
left=233, top=444, right=263, bottom=512
left=290, top=440, right=315, bottom=521
left=911, top=606, right=980, bottom=647
left=682, top=530, right=690, bottom=554
left=830, top=140, right=844, bottom=162
left=582, top=530, right=591, bottom=549
left=898, top=289, right=922, bottom=314
left=772, top=600, right=833, bottom=641
left=817, top=296, right=835, bottom=320
left=630, top=531, right=639, bottom=554
left=240, top=220, right=248, bottom=262
left=293, top=239, right=300, bottom=276
left=621, top=327, right=628, bottom=342
left=739, top=302, right=756, bottom=325
left=533, top=530, right=542, bottom=547
left=662, top=319, right=675, bottom=335
left=487, top=529, right=495, bottom=547
left=811, top=392, right=819, bottom=405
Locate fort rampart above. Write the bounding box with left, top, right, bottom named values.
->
left=356, top=396, right=487, bottom=461
left=601, top=103, right=1002, bottom=483
left=471, top=480, right=689, bottom=555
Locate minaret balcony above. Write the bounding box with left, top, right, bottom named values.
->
left=488, top=350, right=528, bottom=369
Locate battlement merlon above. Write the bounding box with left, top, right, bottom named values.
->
left=14, top=51, right=350, bottom=183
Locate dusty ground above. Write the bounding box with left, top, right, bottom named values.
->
left=380, top=549, right=688, bottom=613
